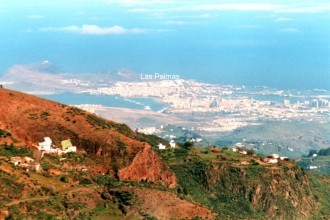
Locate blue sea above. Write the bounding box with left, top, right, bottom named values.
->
left=39, top=93, right=167, bottom=112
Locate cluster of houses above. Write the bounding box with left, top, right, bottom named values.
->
left=307, top=165, right=319, bottom=170
left=263, top=154, right=288, bottom=164
left=158, top=140, right=176, bottom=150
left=38, top=137, right=77, bottom=156
left=187, top=138, right=203, bottom=143
left=231, top=147, right=248, bottom=155
left=10, top=156, right=41, bottom=172
left=9, top=137, right=78, bottom=172
left=230, top=147, right=288, bottom=164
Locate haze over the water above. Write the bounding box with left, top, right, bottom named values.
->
left=0, top=0, right=329, bottom=89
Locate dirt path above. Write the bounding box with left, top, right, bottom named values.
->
left=5, top=196, right=51, bottom=206
left=5, top=186, right=97, bottom=207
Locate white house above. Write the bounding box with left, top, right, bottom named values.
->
left=20, top=162, right=41, bottom=172
left=169, top=140, right=176, bottom=148
left=239, top=150, right=247, bottom=155
left=65, top=146, right=77, bottom=154
left=235, top=143, right=244, bottom=147
left=10, top=157, right=21, bottom=166
left=23, top=157, right=34, bottom=163
left=158, top=143, right=166, bottom=150
left=264, top=158, right=278, bottom=164
left=38, top=137, right=52, bottom=151
left=232, top=148, right=238, bottom=152
left=59, top=139, right=77, bottom=154
left=137, top=127, right=158, bottom=135
left=271, top=154, right=280, bottom=159
left=196, top=138, right=203, bottom=143
left=29, top=163, right=41, bottom=172
left=280, top=156, right=288, bottom=160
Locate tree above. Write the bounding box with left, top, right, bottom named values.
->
left=183, top=141, right=193, bottom=149
left=318, top=148, right=330, bottom=156
left=307, top=149, right=318, bottom=157
left=246, top=148, right=255, bottom=155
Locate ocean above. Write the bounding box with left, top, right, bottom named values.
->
left=39, top=93, right=167, bottom=112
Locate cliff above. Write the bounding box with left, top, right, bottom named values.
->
left=118, top=145, right=177, bottom=188
left=206, top=163, right=316, bottom=219
left=166, top=147, right=320, bottom=219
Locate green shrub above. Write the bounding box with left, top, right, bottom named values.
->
left=60, top=176, right=68, bottom=183
left=80, top=178, right=92, bottom=185
left=41, top=162, right=51, bottom=172
left=40, top=111, right=50, bottom=119
left=0, top=144, right=32, bottom=157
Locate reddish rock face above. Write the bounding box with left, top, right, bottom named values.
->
left=0, top=88, right=177, bottom=188
left=118, top=145, right=177, bottom=188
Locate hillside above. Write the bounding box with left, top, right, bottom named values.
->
left=211, top=121, right=330, bottom=158
left=0, top=88, right=218, bottom=219
left=0, top=147, right=216, bottom=219
left=299, top=155, right=330, bottom=175
left=157, top=145, right=330, bottom=219
left=0, top=87, right=176, bottom=187
left=0, top=88, right=329, bottom=219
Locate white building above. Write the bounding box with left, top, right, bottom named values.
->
left=37, top=137, right=77, bottom=155
left=169, top=140, right=176, bottom=148
left=59, top=139, right=77, bottom=154
left=264, top=158, right=278, bottom=164
left=158, top=143, right=166, bottom=150
left=196, top=138, right=203, bottom=143
left=235, top=143, right=244, bottom=147
left=284, top=99, right=291, bottom=108
left=137, top=127, right=158, bottom=135
left=308, top=165, right=319, bottom=170
left=272, top=154, right=280, bottom=159
left=10, top=157, right=21, bottom=166
left=240, top=150, right=247, bottom=155
left=23, top=157, right=34, bottom=163
left=38, top=137, right=52, bottom=151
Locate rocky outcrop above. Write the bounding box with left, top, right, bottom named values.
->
left=118, top=145, right=177, bottom=188
left=129, top=187, right=216, bottom=220
left=206, top=164, right=317, bottom=219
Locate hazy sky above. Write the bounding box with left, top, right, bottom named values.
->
left=0, top=0, right=329, bottom=89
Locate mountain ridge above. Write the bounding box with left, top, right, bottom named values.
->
left=0, top=87, right=176, bottom=187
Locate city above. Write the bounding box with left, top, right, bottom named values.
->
left=80, top=79, right=330, bottom=132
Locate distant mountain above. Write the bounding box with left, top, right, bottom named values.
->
left=0, top=62, right=83, bottom=94
left=26, top=61, right=60, bottom=74
left=0, top=63, right=150, bottom=95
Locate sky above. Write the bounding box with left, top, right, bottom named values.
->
left=0, top=0, right=329, bottom=89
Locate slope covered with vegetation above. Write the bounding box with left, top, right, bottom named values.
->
left=0, top=144, right=215, bottom=219
left=212, top=121, right=330, bottom=158
left=157, top=145, right=329, bottom=219
left=1, top=88, right=329, bottom=219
